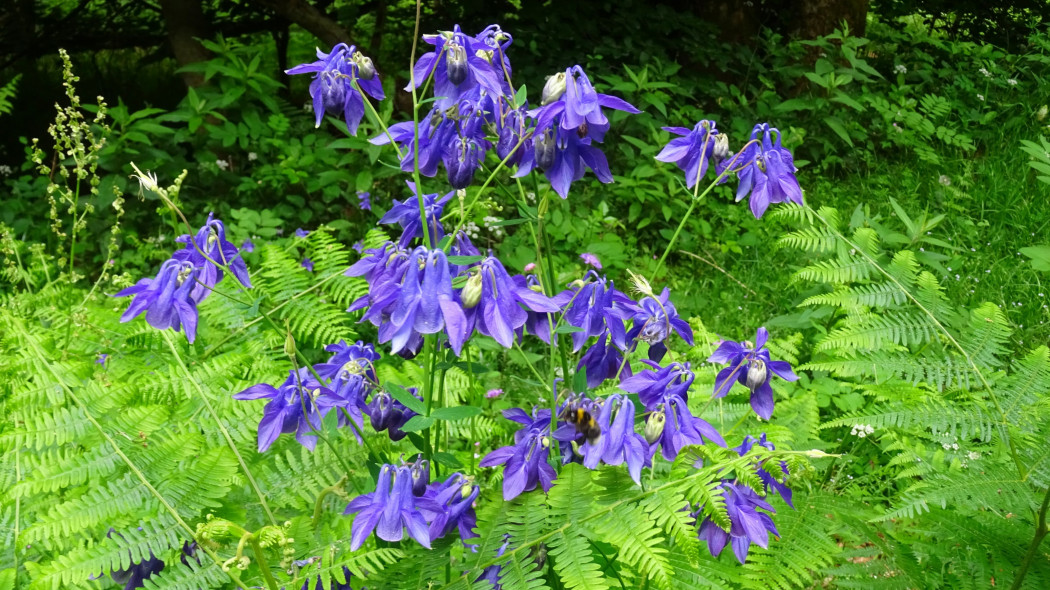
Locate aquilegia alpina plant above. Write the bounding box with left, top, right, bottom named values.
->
left=109, top=16, right=814, bottom=590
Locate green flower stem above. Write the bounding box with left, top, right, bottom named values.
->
left=312, top=475, right=348, bottom=528
left=162, top=331, right=279, bottom=527
left=248, top=534, right=280, bottom=590
left=1010, top=483, right=1050, bottom=590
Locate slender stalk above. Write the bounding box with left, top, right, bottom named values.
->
left=1010, top=484, right=1050, bottom=590
left=161, top=331, right=278, bottom=526
left=312, top=476, right=348, bottom=528
left=248, top=535, right=280, bottom=590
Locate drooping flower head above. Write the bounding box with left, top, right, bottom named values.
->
left=696, top=481, right=779, bottom=564
left=459, top=255, right=560, bottom=348
left=516, top=274, right=572, bottom=345
left=536, top=65, right=641, bottom=143
left=345, top=464, right=431, bottom=550
left=358, top=246, right=467, bottom=356
left=514, top=122, right=613, bottom=199
left=286, top=43, right=384, bottom=135
left=655, top=120, right=727, bottom=189
left=407, top=25, right=506, bottom=109
left=577, top=333, right=631, bottom=388
left=315, top=340, right=381, bottom=430
left=494, top=99, right=532, bottom=167
left=561, top=272, right=638, bottom=352
left=717, top=123, right=802, bottom=219
left=474, top=24, right=514, bottom=94
left=443, top=99, right=492, bottom=189
left=365, top=388, right=421, bottom=441
left=417, top=473, right=481, bottom=542
left=171, top=212, right=252, bottom=301
left=736, top=433, right=793, bottom=507
left=554, top=394, right=649, bottom=483
left=379, top=182, right=453, bottom=247
left=626, top=287, right=694, bottom=362
left=232, top=367, right=342, bottom=452
left=707, top=327, right=799, bottom=420
left=480, top=407, right=557, bottom=500
left=620, top=361, right=726, bottom=460
left=357, top=191, right=372, bottom=211
left=114, top=259, right=201, bottom=343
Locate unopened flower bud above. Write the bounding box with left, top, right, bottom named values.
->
left=524, top=262, right=536, bottom=272
left=447, top=43, right=469, bottom=85
left=713, top=134, right=729, bottom=161
left=644, top=411, right=666, bottom=445
left=353, top=52, right=376, bottom=80
left=284, top=329, right=297, bottom=358
left=1038, top=105, right=1049, bottom=122
left=461, top=272, right=483, bottom=308
left=745, top=359, right=767, bottom=392
left=541, top=72, right=567, bottom=105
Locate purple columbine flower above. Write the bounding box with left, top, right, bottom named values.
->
left=460, top=255, right=560, bottom=348
left=561, top=272, right=638, bottom=352
left=708, top=327, right=798, bottom=420
left=406, top=25, right=506, bottom=109
left=717, top=123, right=802, bottom=219
left=442, top=99, right=491, bottom=189
left=485, top=388, right=503, bottom=399
left=295, top=228, right=309, bottom=238
left=371, top=104, right=457, bottom=177
left=232, top=367, right=341, bottom=452
left=286, top=43, right=384, bottom=135
left=514, top=123, right=613, bottom=199
left=241, top=238, right=255, bottom=253
left=736, top=433, right=793, bottom=507
left=345, top=464, right=432, bottom=550
left=365, top=387, right=420, bottom=441
left=619, top=361, right=726, bottom=460
left=417, top=473, right=480, bottom=542
left=314, top=340, right=381, bottom=431
left=626, top=287, right=694, bottom=362
left=478, top=535, right=511, bottom=588
left=579, top=253, right=602, bottom=269
left=352, top=240, right=364, bottom=253
left=696, top=481, right=779, bottom=564
left=357, top=191, right=372, bottom=211
left=555, top=394, right=649, bottom=483
left=480, top=407, right=557, bottom=500
left=357, top=246, right=468, bottom=356
left=95, top=353, right=108, bottom=365
left=535, top=65, right=640, bottom=143
left=108, top=545, right=165, bottom=590
left=301, top=258, right=314, bottom=272
left=114, top=259, right=201, bottom=343
left=577, top=333, right=631, bottom=388
left=379, top=182, right=453, bottom=247
left=516, top=275, right=571, bottom=345
left=655, top=120, right=726, bottom=189
left=171, top=212, right=251, bottom=301
left=474, top=24, right=514, bottom=94
left=495, top=99, right=532, bottom=167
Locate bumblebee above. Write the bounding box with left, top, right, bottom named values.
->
left=560, top=399, right=602, bottom=444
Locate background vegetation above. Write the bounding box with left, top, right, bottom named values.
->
left=3, top=0, right=1050, bottom=588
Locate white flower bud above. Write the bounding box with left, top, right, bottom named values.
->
left=541, top=72, right=567, bottom=105
left=461, top=272, right=483, bottom=308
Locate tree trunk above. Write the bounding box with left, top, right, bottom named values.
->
left=250, top=0, right=348, bottom=48
left=791, top=0, right=869, bottom=39
left=158, top=0, right=212, bottom=87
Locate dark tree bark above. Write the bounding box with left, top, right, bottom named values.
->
left=790, top=0, right=869, bottom=39
left=158, top=0, right=212, bottom=87
left=249, top=0, right=348, bottom=48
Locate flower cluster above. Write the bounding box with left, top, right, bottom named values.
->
left=367, top=24, right=639, bottom=199
left=345, top=459, right=479, bottom=550
left=115, top=213, right=250, bottom=343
